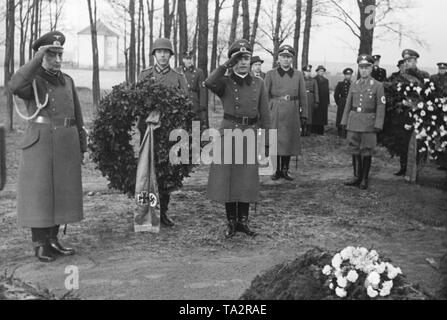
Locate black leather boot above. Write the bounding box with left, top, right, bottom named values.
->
left=160, top=193, right=174, bottom=227
left=394, top=155, right=407, bottom=176
left=225, top=203, right=237, bottom=239
left=359, top=156, right=372, bottom=190
left=32, top=228, right=55, bottom=262
left=49, top=225, right=75, bottom=256
left=345, top=154, right=362, bottom=186
left=34, top=242, right=56, bottom=262
left=271, top=156, right=282, bottom=180
left=282, top=156, right=294, bottom=181
left=236, top=203, right=257, bottom=237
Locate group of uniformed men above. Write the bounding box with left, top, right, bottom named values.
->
left=7, top=29, right=447, bottom=262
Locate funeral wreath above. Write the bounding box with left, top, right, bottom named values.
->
left=89, top=80, right=196, bottom=196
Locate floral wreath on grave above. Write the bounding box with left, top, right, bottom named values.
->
left=382, top=77, right=447, bottom=160
left=89, top=79, right=196, bottom=197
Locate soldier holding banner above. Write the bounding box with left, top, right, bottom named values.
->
left=136, top=37, right=188, bottom=228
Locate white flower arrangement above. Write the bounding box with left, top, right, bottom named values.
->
left=399, top=79, right=447, bottom=160
left=321, top=247, right=403, bottom=299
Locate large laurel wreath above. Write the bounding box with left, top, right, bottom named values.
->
left=89, top=80, right=196, bottom=196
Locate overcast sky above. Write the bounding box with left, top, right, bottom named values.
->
left=60, top=0, right=446, bottom=70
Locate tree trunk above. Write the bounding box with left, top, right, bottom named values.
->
left=164, top=0, right=171, bottom=38
left=19, top=0, right=31, bottom=66
left=4, top=0, right=15, bottom=131
left=147, top=0, right=154, bottom=65
left=141, top=0, right=146, bottom=69
left=272, top=0, right=283, bottom=67
left=228, top=0, right=240, bottom=46
left=192, top=13, right=198, bottom=66
left=129, top=0, right=136, bottom=84
left=249, top=0, right=261, bottom=49
left=178, top=0, right=188, bottom=57
left=87, top=0, right=101, bottom=110
left=293, top=0, right=302, bottom=68
left=241, top=0, right=250, bottom=40
left=173, top=10, right=178, bottom=66
left=197, top=0, right=209, bottom=127
left=197, top=0, right=208, bottom=77
left=301, top=0, right=313, bottom=68
left=358, top=0, right=376, bottom=55
left=211, top=0, right=223, bottom=71
left=137, top=0, right=142, bottom=74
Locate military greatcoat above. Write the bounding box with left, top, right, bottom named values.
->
left=334, top=79, right=352, bottom=126
left=264, top=68, right=308, bottom=156
left=205, top=65, right=271, bottom=203
left=304, top=76, right=319, bottom=125
left=8, top=52, right=87, bottom=228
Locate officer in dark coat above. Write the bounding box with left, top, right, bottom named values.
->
left=137, top=37, right=188, bottom=228
left=8, top=31, right=87, bottom=262
left=175, top=50, right=208, bottom=127
left=334, top=68, right=353, bottom=138
left=388, top=59, right=405, bottom=82
left=341, top=55, right=386, bottom=190
left=431, top=62, right=447, bottom=170
left=371, top=55, right=387, bottom=82
left=265, top=45, right=308, bottom=181
left=400, top=49, right=430, bottom=182
left=312, top=65, right=330, bottom=135
left=250, top=56, right=266, bottom=79
left=205, top=39, right=271, bottom=238
left=302, top=64, right=319, bottom=136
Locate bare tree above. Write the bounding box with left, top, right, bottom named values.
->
left=197, top=0, right=208, bottom=77
left=19, top=0, right=32, bottom=66
left=87, top=0, right=100, bottom=109
left=249, top=0, right=261, bottom=49
left=293, top=0, right=302, bottom=68
left=147, top=0, right=154, bottom=65
left=257, top=0, right=293, bottom=66
left=177, top=0, right=187, bottom=56
left=228, top=0, right=240, bottom=46
left=301, top=0, right=313, bottom=67
left=129, top=0, right=136, bottom=84
left=211, top=0, right=226, bottom=71
left=48, top=0, right=65, bottom=30
left=241, top=0, right=250, bottom=40
left=140, top=0, right=146, bottom=69
left=4, top=0, right=15, bottom=131
left=322, top=0, right=425, bottom=55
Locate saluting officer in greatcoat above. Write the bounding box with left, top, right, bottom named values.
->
left=205, top=39, right=272, bottom=239
left=8, top=31, right=87, bottom=262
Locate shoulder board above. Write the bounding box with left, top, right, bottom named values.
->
left=62, top=72, right=73, bottom=81
left=370, top=79, right=375, bottom=85
left=355, top=80, right=360, bottom=85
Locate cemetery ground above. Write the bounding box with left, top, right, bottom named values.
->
left=0, top=86, right=446, bottom=300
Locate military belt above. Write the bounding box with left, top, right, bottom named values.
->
left=224, top=113, right=258, bottom=125
left=272, top=95, right=299, bottom=101
left=351, top=107, right=376, bottom=113
left=33, top=116, right=77, bottom=127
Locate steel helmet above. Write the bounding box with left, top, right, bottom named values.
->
left=152, top=38, right=174, bottom=55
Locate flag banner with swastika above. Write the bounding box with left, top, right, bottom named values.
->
left=134, top=112, right=161, bottom=233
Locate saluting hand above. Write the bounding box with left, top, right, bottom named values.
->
left=224, top=51, right=244, bottom=69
